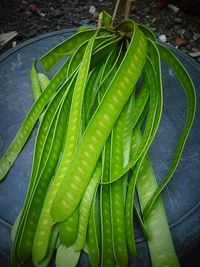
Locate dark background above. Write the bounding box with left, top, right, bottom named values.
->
left=0, top=0, right=200, bottom=61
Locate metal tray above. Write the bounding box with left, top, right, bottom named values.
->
left=0, top=29, right=199, bottom=267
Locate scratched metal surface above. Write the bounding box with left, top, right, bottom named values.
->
left=0, top=30, right=199, bottom=267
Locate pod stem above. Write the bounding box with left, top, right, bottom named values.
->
left=98, top=12, right=103, bottom=28
left=125, top=0, right=134, bottom=20
left=111, top=0, right=121, bottom=27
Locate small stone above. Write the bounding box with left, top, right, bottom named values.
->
left=12, top=41, right=17, bottom=47
left=186, top=44, right=192, bottom=49
left=158, top=34, right=167, bottom=42
left=191, top=47, right=198, bottom=52
left=67, top=11, right=72, bottom=17
left=184, top=30, right=192, bottom=40
left=73, top=19, right=79, bottom=25
left=51, top=9, right=63, bottom=18
left=167, top=4, right=180, bottom=13
left=189, top=51, right=200, bottom=58
left=25, top=10, right=32, bottom=16
left=83, top=5, right=88, bottom=11
left=179, top=29, right=185, bottom=36
left=143, top=7, right=149, bottom=13
left=89, top=5, right=98, bottom=18
left=74, top=7, right=80, bottom=13
left=174, top=18, right=182, bottom=23
left=89, top=5, right=96, bottom=15
left=174, top=25, right=181, bottom=31
left=193, top=33, right=200, bottom=41
left=57, top=19, right=63, bottom=25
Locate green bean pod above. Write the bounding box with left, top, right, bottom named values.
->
left=59, top=208, right=79, bottom=247
left=86, top=189, right=101, bottom=267
left=12, top=75, right=76, bottom=266
left=139, top=24, right=157, bottom=43
left=73, top=160, right=102, bottom=251
left=37, top=73, right=50, bottom=93
left=32, top=34, right=97, bottom=263
left=11, top=68, right=50, bottom=253
left=94, top=34, right=118, bottom=52
left=12, top=96, right=60, bottom=265
left=33, top=225, right=58, bottom=267
left=0, top=60, right=70, bottom=181
left=67, top=39, right=88, bottom=77
left=110, top=104, right=129, bottom=266
left=101, top=58, right=158, bottom=187
left=123, top=83, right=149, bottom=254
left=0, top=11, right=197, bottom=267
left=55, top=245, right=80, bottom=267
left=90, top=36, right=122, bottom=69
left=125, top=52, right=161, bottom=256
left=132, top=76, right=149, bottom=130
left=133, top=203, right=149, bottom=240
left=143, top=43, right=196, bottom=218
left=87, top=45, right=123, bottom=121
left=123, top=93, right=135, bottom=166
left=30, top=60, right=42, bottom=102
left=100, top=138, right=116, bottom=267
left=13, top=67, right=76, bottom=219
left=28, top=75, right=71, bottom=192
left=107, top=51, right=162, bottom=185
left=40, top=28, right=97, bottom=71
left=84, top=63, right=104, bottom=124
left=51, top=23, right=147, bottom=223
left=135, top=129, right=180, bottom=267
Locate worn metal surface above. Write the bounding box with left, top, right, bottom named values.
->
left=0, top=29, right=199, bottom=267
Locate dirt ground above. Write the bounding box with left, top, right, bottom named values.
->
left=0, top=0, right=200, bottom=61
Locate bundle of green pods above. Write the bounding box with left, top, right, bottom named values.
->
left=0, top=11, right=196, bottom=267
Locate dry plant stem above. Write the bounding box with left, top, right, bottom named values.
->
left=125, top=0, right=133, bottom=20
left=111, top=0, right=121, bottom=27
left=98, top=12, right=103, bottom=28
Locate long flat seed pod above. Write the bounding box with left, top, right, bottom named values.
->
left=136, top=129, right=180, bottom=267
left=84, top=63, right=104, bottom=124
left=86, top=189, right=101, bottom=267
left=125, top=44, right=162, bottom=255
left=0, top=60, right=70, bottom=181
left=100, top=138, right=116, bottom=267
left=32, top=34, right=97, bottom=263
left=33, top=226, right=58, bottom=267
left=12, top=75, right=76, bottom=266
left=73, top=160, right=102, bottom=251
left=55, top=245, right=80, bottom=267
left=37, top=73, right=50, bottom=93
left=110, top=102, right=129, bottom=266
left=87, top=45, right=123, bottom=122
left=90, top=36, right=123, bottom=69
left=59, top=208, right=79, bottom=247
left=101, top=56, right=159, bottom=186
left=40, top=28, right=97, bottom=71
left=30, top=60, right=42, bottom=102
left=51, top=22, right=147, bottom=223
left=143, top=43, right=196, bottom=218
